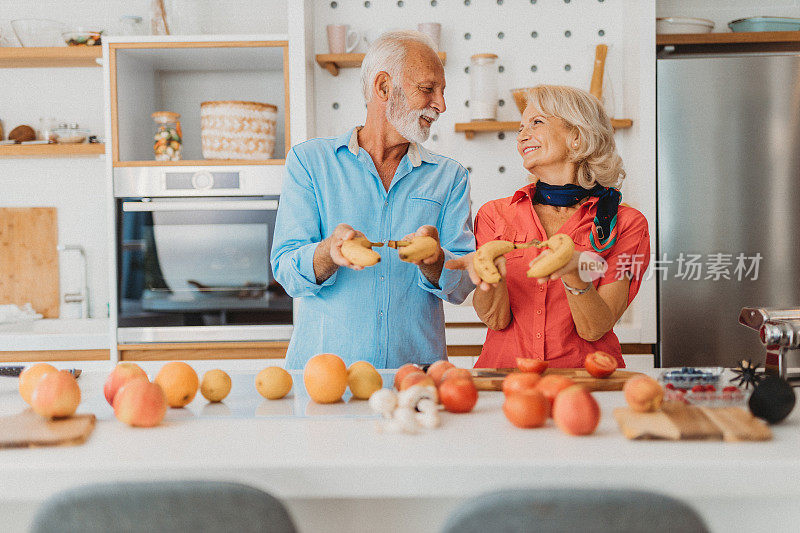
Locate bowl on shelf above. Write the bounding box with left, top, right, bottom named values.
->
left=11, top=19, right=67, bottom=47
left=510, top=88, right=534, bottom=114
left=62, top=29, right=103, bottom=46
left=728, top=17, right=800, bottom=32
left=656, top=17, right=715, bottom=34
left=52, top=127, right=90, bottom=144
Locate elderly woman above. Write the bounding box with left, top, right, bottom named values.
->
left=446, top=85, right=650, bottom=369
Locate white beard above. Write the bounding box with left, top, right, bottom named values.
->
left=385, top=84, right=438, bottom=143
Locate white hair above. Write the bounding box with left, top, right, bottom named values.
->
left=361, top=30, right=439, bottom=102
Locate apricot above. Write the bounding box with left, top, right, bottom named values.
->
left=399, top=372, right=436, bottom=391
left=503, top=389, right=549, bottom=428
left=502, top=373, right=541, bottom=396
left=394, top=364, right=423, bottom=390
left=552, top=385, right=601, bottom=436
left=114, top=378, right=167, bottom=427
left=347, top=361, right=383, bottom=399
left=154, top=362, right=199, bottom=408
left=426, top=360, right=456, bottom=386
left=535, top=375, right=576, bottom=411
left=31, top=370, right=81, bottom=419
left=304, top=353, right=348, bottom=404
left=19, top=363, right=58, bottom=405
left=200, top=369, right=232, bottom=402
left=256, top=367, right=293, bottom=400
left=623, top=375, right=664, bottom=413
left=104, top=363, right=148, bottom=406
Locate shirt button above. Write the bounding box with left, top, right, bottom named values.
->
left=380, top=276, right=385, bottom=281
left=380, top=311, right=384, bottom=317
left=384, top=201, right=389, bottom=206
left=536, top=332, right=542, bottom=339
left=536, top=309, right=542, bottom=315
left=539, top=285, right=545, bottom=291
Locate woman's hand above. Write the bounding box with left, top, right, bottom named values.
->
left=445, top=253, right=507, bottom=291
left=529, top=249, right=585, bottom=286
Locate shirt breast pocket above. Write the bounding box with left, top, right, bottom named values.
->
left=501, top=228, right=529, bottom=259
left=409, top=196, right=443, bottom=226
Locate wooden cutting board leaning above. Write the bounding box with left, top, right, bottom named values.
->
left=470, top=368, right=643, bottom=392
left=614, top=402, right=772, bottom=442
left=0, top=207, right=60, bottom=318
left=0, top=410, right=95, bottom=448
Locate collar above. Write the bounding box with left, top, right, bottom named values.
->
left=336, top=126, right=436, bottom=167
left=510, top=181, right=600, bottom=207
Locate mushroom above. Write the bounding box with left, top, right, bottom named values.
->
left=369, top=388, right=398, bottom=418
left=398, top=384, right=439, bottom=411
left=392, top=406, right=419, bottom=433
left=416, top=409, right=441, bottom=429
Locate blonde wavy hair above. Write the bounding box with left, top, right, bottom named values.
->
left=524, top=85, right=625, bottom=189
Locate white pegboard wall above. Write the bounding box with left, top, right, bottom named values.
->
left=312, top=0, right=627, bottom=212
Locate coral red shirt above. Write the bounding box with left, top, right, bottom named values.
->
left=474, top=183, right=650, bottom=369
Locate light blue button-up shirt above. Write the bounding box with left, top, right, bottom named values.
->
left=271, top=127, right=475, bottom=369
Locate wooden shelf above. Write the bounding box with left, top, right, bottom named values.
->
left=455, top=119, right=633, bottom=139
left=657, top=31, right=800, bottom=54
left=113, top=158, right=286, bottom=167
left=0, top=143, right=105, bottom=158
left=316, top=51, right=447, bottom=76
left=0, top=46, right=102, bottom=68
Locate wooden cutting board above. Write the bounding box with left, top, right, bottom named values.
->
left=614, top=402, right=772, bottom=442
left=0, top=207, right=60, bottom=317
left=470, top=368, right=643, bottom=392
left=0, top=410, right=95, bottom=448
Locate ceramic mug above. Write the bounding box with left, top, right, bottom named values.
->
left=327, top=24, right=360, bottom=54
left=417, top=22, right=441, bottom=50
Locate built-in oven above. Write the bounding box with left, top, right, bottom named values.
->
left=114, top=167, right=292, bottom=343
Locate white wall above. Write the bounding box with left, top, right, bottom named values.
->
left=0, top=0, right=287, bottom=319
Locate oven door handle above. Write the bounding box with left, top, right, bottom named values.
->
left=122, top=200, right=279, bottom=212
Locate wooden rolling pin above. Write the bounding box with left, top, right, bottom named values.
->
left=589, top=44, right=608, bottom=101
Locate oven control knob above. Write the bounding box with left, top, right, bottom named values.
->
left=191, top=171, right=214, bottom=190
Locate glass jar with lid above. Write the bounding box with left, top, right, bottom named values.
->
left=151, top=111, right=182, bottom=161
left=469, top=53, right=499, bottom=121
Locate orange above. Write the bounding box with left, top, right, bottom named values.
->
left=154, top=362, right=199, bottom=408
left=255, top=367, right=293, bottom=400
left=19, top=363, right=58, bottom=405
left=303, top=353, right=347, bottom=404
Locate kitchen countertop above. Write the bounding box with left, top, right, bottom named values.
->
left=0, top=318, right=110, bottom=351
left=1, top=370, right=798, bottom=533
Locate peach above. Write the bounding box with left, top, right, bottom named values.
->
left=104, top=362, right=148, bottom=406
left=31, top=370, right=81, bottom=419
left=19, top=362, right=58, bottom=405
left=623, top=375, right=664, bottom=413
left=426, top=360, right=456, bottom=386
left=399, top=372, right=436, bottom=391
left=113, top=378, right=167, bottom=427
left=394, top=364, right=423, bottom=390
left=441, top=367, right=472, bottom=383
left=552, top=385, right=601, bottom=436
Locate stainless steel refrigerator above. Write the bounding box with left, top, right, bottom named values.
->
left=657, top=54, right=800, bottom=367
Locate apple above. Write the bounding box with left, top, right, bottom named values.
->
left=104, top=362, right=148, bottom=405
left=113, top=378, right=168, bottom=427
left=31, top=370, right=81, bottom=419
left=552, top=385, right=601, bottom=436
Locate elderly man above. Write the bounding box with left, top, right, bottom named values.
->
left=271, top=30, right=474, bottom=369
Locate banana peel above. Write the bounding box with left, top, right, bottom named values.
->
left=341, top=237, right=383, bottom=267
left=388, top=236, right=439, bottom=263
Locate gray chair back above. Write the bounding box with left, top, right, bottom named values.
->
left=441, top=488, right=709, bottom=533
left=30, top=480, right=297, bottom=533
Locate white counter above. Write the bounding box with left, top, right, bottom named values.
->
left=1, top=371, right=797, bottom=533
left=0, top=319, right=110, bottom=351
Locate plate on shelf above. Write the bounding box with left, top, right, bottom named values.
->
left=728, top=17, right=800, bottom=32
left=656, top=17, right=714, bottom=34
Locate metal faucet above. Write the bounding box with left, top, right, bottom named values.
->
left=739, top=307, right=800, bottom=379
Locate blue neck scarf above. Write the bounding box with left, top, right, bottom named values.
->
left=532, top=181, right=621, bottom=252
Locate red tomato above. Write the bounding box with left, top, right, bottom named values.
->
left=441, top=367, right=472, bottom=383
left=502, top=373, right=541, bottom=397
left=503, top=389, right=549, bottom=428
left=426, top=360, right=456, bottom=386
left=394, top=364, right=422, bottom=390
left=535, top=375, right=576, bottom=411
left=516, top=357, right=549, bottom=374
left=439, top=378, right=478, bottom=413
left=584, top=351, right=618, bottom=378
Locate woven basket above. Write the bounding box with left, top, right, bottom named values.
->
left=200, top=101, right=278, bottom=160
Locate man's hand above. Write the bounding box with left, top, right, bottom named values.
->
left=328, top=223, right=368, bottom=271
left=445, top=253, right=507, bottom=292
left=402, top=225, right=444, bottom=287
